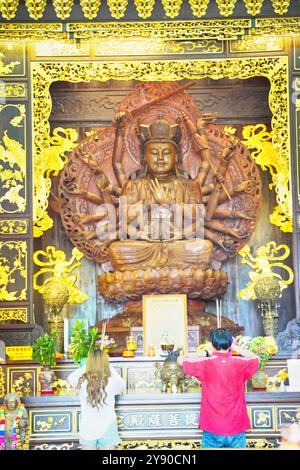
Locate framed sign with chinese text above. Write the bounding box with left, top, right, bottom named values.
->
left=142, top=294, right=188, bottom=356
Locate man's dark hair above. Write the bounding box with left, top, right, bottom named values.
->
left=210, top=328, right=233, bottom=351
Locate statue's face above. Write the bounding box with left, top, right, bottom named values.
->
left=5, top=398, right=18, bottom=411
left=145, top=141, right=176, bottom=177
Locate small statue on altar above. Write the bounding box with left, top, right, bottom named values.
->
left=0, top=393, right=29, bottom=450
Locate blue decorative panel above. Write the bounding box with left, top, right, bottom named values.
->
left=277, top=407, right=300, bottom=428
left=32, top=410, right=72, bottom=436
left=252, top=408, right=273, bottom=430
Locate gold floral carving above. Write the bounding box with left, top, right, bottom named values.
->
left=0, top=220, right=28, bottom=235
left=79, top=0, right=101, bottom=20
left=216, top=0, right=237, bottom=17
left=0, top=47, right=20, bottom=75
left=0, top=0, right=293, bottom=20
left=255, top=17, right=300, bottom=36
left=35, top=416, right=67, bottom=431
left=52, top=0, right=74, bottom=19
left=0, top=0, right=20, bottom=21
left=0, top=104, right=26, bottom=215
left=243, top=0, right=264, bottom=15
left=107, top=0, right=128, bottom=19
left=33, top=38, right=222, bottom=58
left=0, top=367, right=4, bottom=397
left=68, top=21, right=248, bottom=41
left=247, top=439, right=275, bottom=448
left=0, top=31, right=66, bottom=42
left=118, top=439, right=275, bottom=449
left=0, top=18, right=299, bottom=43
left=93, top=39, right=223, bottom=56
left=271, top=0, right=291, bottom=14
left=0, top=307, right=28, bottom=322
left=0, top=20, right=253, bottom=42
left=0, top=365, right=5, bottom=398
left=32, top=127, right=78, bottom=237
left=230, top=37, right=283, bottom=53
left=134, top=0, right=155, bottom=19
left=33, top=443, right=75, bottom=450
left=118, top=440, right=202, bottom=450
left=34, top=40, right=89, bottom=57
left=189, top=0, right=209, bottom=17
left=24, top=0, right=47, bottom=20
left=162, top=0, right=182, bottom=18
left=0, top=241, right=27, bottom=301
left=32, top=57, right=289, bottom=237
left=163, top=40, right=223, bottom=54
left=0, top=82, right=27, bottom=98
left=11, top=372, right=33, bottom=397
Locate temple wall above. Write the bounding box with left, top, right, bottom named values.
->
left=0, top=36, right=298, bottom=345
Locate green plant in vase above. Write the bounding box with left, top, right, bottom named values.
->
left=69, top=320, right=100, bottom=365
left=32, top=332, right=57, bottom=394
left=237, top=335, right=278, bottom=390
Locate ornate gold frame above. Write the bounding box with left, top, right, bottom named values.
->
left=31, top=56, right=291, bottom=236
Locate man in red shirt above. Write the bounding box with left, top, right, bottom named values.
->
left=178, top=328, right=260, bottom=448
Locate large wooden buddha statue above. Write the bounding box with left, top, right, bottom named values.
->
left=108, top=112, right=214, bottom=272
left=58, top=81, right=262, bottom=301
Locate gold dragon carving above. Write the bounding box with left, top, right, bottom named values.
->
left=0, top=104, right=26, bottom=215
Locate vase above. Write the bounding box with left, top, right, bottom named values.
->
left=39, top=366, right=57, bottom=395
left=80, top=357, right=87, bottom=367
left=48, top=315, right=64, bottom=353
left=258, top=301, right=279, bottom=338
left=252, top=367, right=268, bottom=391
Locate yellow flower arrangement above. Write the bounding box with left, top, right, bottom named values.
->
left=264, top=336, right=278, bottom=356
left=237, top=335, right=277, bottom=369
left=196, top=340, right=211, bottom=353
left=266, top=368, right=288, bottom=392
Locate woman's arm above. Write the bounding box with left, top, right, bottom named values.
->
left=67, top=365, right=85, bottom=389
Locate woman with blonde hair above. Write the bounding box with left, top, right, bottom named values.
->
left=68, top=348, right=125, bottom=450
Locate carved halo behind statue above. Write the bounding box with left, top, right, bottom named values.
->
left=58, top=81, right=262, bottom=302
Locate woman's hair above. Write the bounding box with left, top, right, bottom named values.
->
left=210, top=328, right=233, bottom=351
left=77, top=349, right=111, bottom=408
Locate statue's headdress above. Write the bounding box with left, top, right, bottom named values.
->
left=138, top=114, right=182, bottom=148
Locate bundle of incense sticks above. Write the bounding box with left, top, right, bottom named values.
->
left=100, top=321, right=107, bottom=350
left=216, top=299, right=222, bottom=329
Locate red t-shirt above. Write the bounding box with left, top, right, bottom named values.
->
left=183, top=351, right=259, bottom=436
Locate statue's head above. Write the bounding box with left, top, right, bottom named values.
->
left=138, top=115, right=182, bottom=178
left=4, top=393, right=20, bottom=411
